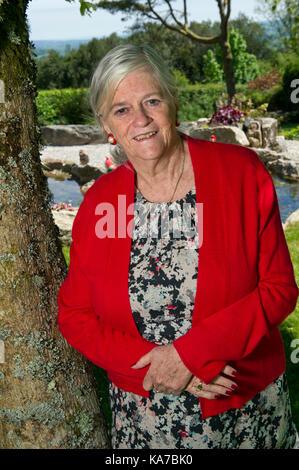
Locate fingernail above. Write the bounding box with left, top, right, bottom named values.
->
left=231, top=371, right=238, bottom=377
left=225, top=390, right=232, bottom=395
left=215, top=394, right=222, bottom=398
left=231, top=384, right=238, bottom=390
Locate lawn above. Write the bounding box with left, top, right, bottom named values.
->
left=61, top=221, right=299, bottom=432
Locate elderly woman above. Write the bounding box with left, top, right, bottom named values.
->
left=57, top=44, right=299, bottom=449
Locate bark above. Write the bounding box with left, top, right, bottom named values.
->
left=217, top=1, right=236, bottom=104
left=0, top=0, right=110, bottom=448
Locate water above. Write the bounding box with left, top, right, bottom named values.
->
left=47, top=175, right=299, bottom=223
left=272, top=174, right=299, bottom=223
left=47, top=177, right=83, bottom=207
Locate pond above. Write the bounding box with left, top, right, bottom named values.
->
left=47, top=173, right=299, bottom=224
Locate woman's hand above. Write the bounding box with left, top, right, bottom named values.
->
left=183, top=365, right=238, bottom=399
left=131, top=343, right=192, bottom=395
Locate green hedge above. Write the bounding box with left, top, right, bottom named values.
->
left=36, top=88, right=94, bottom=126
left=36, top=83, right=278, bottom=126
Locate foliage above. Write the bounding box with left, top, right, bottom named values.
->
left=34, top=15, right=279, bottom=92
left=221, top=27, right=259, bottom=84
left=257, top=0, right=299, bottom=54
left=66, top=0, right=238, bottom=102
left=36, top=33, right=123, bottom=90
left=209, top=105, right=245, bottom=126
left=177, top=84, right=227, bottom=122
left=36, top=88, right=94, bottom=125
left=280, top=125, right=299, bottom=140
left=202, top=49, right=223, bottom=84
left=248, top=70, right=282, bottom=91
left=172, top=69, right=190, bottom=87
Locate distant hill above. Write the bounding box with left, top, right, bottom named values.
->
left=32, top=39, right=92, bottom=58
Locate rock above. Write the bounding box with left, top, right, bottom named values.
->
left=244, top=119, right=263, bottom=148
left=41, top=125, right=106, bottom=146
left=81, top=180, right=96, bottom=194
left=253, top=148, right=281, bottom=163
left=267, top=157, right=299, bottom=181
left=79, top=149, right=89, bottom=165
left=42, top=157, right=104, bottom=185
left=52, top=208, right=79, bottom=246
left=41, top=157, right=75, bottom=173
left=185, top=125, right=250, bottom=146
left=283, top=208, right=299, bottom=230
left=70, top=164, right=104, bottom=185
left=258, top=118, right=277, bottom=148
left=270, top=135, right=288, bottom=153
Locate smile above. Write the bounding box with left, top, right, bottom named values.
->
left=134, top=131, right=157, bottom=141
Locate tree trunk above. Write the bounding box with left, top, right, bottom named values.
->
left=218, top=1, right=236, bottom=105
left=219, top=37, right=236, bottom=105
left=0, top=0, right=110, bottom=449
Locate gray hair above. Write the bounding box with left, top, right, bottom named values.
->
left=89, top=44, right=178, bottom=165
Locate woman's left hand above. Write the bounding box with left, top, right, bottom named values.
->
left=131, top=344, right=192, bottom=395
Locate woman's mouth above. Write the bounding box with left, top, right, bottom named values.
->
left=133, top=131, right=157, bottom=141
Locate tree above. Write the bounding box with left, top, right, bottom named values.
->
left=256, top=0, right=299, bottom=54
left=216, top=27, right=259, bottom=84
left=202, top=50, right=223, bottom=83
left=67, top=0, right=237, bottom=103
left=0, top=0, right=110, bottom=448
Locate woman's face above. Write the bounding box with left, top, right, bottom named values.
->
left=100, top=68, right=177, bottom=164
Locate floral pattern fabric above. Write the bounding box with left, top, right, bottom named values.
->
left=108, top=186, right=298, bottom=449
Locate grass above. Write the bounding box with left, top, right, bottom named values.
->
left=61, top=221, right=299, bottom=431
left=278, top=122, right=299, bottom=140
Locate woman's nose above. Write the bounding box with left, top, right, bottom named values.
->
left=133, top=105, right=152, bottom=126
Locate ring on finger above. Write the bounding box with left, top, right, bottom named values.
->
left=196, top=380, right=204, bottom=391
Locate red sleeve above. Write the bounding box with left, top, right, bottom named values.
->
left=57, top=196, right=156, bottom=375
left=173, top=162, right=298, bottom=383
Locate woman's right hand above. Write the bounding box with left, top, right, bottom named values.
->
left=183, top=365, right=238, bottom=399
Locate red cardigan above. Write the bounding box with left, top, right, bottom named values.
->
left=57, top=135, right=298, bottom=420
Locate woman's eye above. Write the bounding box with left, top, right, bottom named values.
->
left=115, top=107, right=128, bottom=116
left=147, top=99, right=160, bottom=106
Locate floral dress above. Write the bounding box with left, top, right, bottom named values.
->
left=108, top=185, right=299, bottom=449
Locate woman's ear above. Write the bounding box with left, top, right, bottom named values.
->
left=99, top=117, right=112, bottom=136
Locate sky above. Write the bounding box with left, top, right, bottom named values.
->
left=27, top=0, right=263, bottom=41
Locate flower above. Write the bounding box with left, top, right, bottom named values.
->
left=209, top=105, right=244, bottom=126
left=51, top=202, right=75, bottom=211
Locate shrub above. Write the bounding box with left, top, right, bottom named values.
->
left=36, top=88, right=95, bottom=126
left=281, top=125, right=299, bottom=140
left=202, top=50, right=223, bottom=84
left=248, top=70, right=282, bottom=91
left=178, top=83, right=227, bottom=122
left=172, top=69, right=190, bottom=87
left=209, top=105, right=245, bottom=125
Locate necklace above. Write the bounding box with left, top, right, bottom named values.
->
left=135, top=145, right=186, bottom=203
